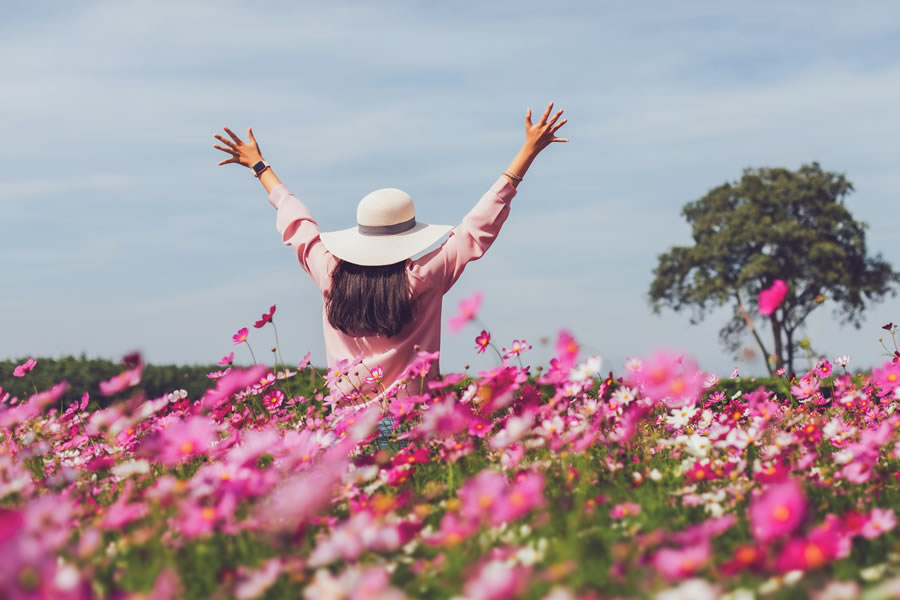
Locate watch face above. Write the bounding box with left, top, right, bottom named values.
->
left=253, top=161, right=266, bottom=174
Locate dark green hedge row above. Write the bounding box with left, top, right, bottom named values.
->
left=0, top=356, right=322, bottom=410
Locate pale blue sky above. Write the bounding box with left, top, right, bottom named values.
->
left=2, top=1, right=899, bottom=377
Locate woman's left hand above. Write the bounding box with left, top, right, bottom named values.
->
left=214, top=127, right=264, bottom=168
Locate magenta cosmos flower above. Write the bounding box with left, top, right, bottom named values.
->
left=448, top=291, right=483, bottom=332
left=475, top=330, right=491, bottom=354
left=254, top=304, right=276, bottom=328
left=12, top=358, right=37, bottom=378
left=759, top=280, right=788, bottom=316
left=749, top=479, right=808, bottom=543
left=232, top=327, right=249, bottom=345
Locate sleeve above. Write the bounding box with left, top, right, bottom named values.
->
left=268, top=184, right=334, bottom=292
left=410, top=176, right=517, bottom=294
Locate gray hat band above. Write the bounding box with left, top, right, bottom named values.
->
left=357, top=217, right=416, bottom=236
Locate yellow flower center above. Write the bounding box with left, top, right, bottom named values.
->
left=772, top=505, right=791, bottom=522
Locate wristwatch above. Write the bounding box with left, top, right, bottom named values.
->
left=251, top=160, right=270, bottom=177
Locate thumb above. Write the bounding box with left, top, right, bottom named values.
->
left=525, top=108, right=532, bottom=127
left=248, top=127, right=256, bottom=143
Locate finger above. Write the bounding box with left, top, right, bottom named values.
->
left=247, top=127, right=256, bottom=143
left=525, top=108, right=532, bottom=128
left=223, top=126, right=243, bottom=145
left=213, top=144, right=238, bottom=154
left=551, top=137, right=569, bottom=143
left=214, top=134, right=238, bottom=150
left=217, top=157, right=240, bottom=166
left=546, top=109, right=564, bottom=127
left=550, top=118, right=568, bottom=133
left=538, top=102, right=554, bottom=126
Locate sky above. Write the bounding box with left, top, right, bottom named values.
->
left=2, top=1, right=900, bottom=379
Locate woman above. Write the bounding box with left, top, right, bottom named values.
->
left=214, top=103, right=567, bottom=401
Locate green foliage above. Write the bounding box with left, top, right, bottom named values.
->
left=649, top=163, right=899, bottom=374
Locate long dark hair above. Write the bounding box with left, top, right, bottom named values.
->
left=326, top=260, right=414, bottom=337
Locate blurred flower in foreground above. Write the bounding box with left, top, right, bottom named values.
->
left=448, top=291, right=483, bottom=332
left=759, top=280, right=788, bottom=316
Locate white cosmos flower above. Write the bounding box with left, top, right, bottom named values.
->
left=612, top=386, right=637, bottom=406
left=569, top=355, right=603, bottom=382
left=683, top=434, right=711, bottom=458
left=665, top=405, right=698, bottom=429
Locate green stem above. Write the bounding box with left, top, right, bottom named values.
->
left=243, top=341, right=258, bottom=366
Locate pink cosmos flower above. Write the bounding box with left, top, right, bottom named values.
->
left=298, top=351, right=312, bottom=370
left=448, top=291, right=483, bottom=332
left=749, top=479, right=808, bottom=543
left=815, top=360, right=833, bottom=378
left=475, top=330, right=491, bottom=354
left=871, top=360, right=900, bottom=396
left=232, top=327, right=249, bottom=345
left=502, top=339, right=532, bottom=359
left=364, top=365, right=384, bottom=385
left=651, top=541, right=710, bottom=581
left=426, top=511, right=477, bottom=547
left=791, top=374, right=821, bottom=400
left=254, top=304, right=277, bottom=328
left=555, top=330, right=580, bottom=372
left=99, top=364, right=143, bottom=396
left=218, top=352, right=234, bottom=366
left=773, top=530, right=838, bottom=573
left=861, top=507, right=896, bottom=539
left=609, top=502, right=641, bottom=519
left=261, top=389, right=285, bottom=412
left=154, top=415, right=218, bottom=466
left=12, top=358, right=37, bottom=377
left=759, top=279, right=788, bottom=316
left=459, top=470, right=509, bottom=523
left=627, top=350, right=704, bottom=408
left=463, top=560, right=531, bottom=600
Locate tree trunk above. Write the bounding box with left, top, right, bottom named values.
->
left=735, top=292, right=774, bottom=376
left=784, top=326, right=795, bottom=377
left=770, top=313, right=784, bottom=375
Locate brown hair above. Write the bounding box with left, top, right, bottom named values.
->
left=326, top=260, right=414, bottom=338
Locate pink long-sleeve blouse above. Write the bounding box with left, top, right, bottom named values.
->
left=268, top=176, right=517, bottom=397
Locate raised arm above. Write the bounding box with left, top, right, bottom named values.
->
left=501, top=102, right=568, bottom=187
left=213, top=127, right=282, bottom=193
left=411, top=103, right=568, bottom=292
left=213, top=127, right=333, bottom=291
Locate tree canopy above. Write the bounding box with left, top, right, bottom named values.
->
left=648, top=162, right=899, bottom=375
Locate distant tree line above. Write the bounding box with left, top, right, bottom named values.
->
left=0, top=355, right=322, bottom=410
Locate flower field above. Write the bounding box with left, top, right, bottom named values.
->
left=1, top=315, right=899, bottom=599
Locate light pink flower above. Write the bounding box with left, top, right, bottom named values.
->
left=298, top=351, right=312, bottom=370
left=459, top=469, right=509, bottom=523
left=627, top=350, right=703, bottom=408
left=218, top=352, right=234, bottom=366
left=861, top=507, right=896, bottom=539
left=749, top=480, right=808, bottom=543
left=99, top=364, right=143, bottom=396
left=463, top=560, right=531, bottom=600
left=651, top=541, right=710, bottom=581
left=154, top=415, right=218, bottom=466
left=610, top=502, right=641, bottom=519
left=12, top=358, right=37, bottom=377
left=448, top=291, right=483, bottom=332
left=502, top=339, right=532, bottom=359
left=759, top=279, right=788, bottom=316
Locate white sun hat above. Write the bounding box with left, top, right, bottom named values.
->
left=319, top=188, right=453, bottom=266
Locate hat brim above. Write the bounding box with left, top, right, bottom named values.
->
left=319, top=222, right=454, bottom=266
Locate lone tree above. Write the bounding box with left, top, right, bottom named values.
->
left=649, top=163, right=899, bottom=375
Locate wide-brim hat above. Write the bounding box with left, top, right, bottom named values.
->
left=319, top=187, right=452, bottom=266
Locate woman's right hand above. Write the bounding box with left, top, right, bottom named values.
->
left=214, top=127, right=264, bottom=168
left=524, top=102, right=568, bottom=155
